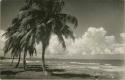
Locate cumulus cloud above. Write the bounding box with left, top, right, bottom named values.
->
left=0, top=30, right=5, bottom=41
left=67, top=27, right=113, bottom=55
left=0, top=30, right=5, bottom=56
left=113, top=33, right=125, bottom=54
left=120, top=33, right=125, bottom=43
left=48, top=35, right=66, bottom=55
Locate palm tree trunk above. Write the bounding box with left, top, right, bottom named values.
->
left=15, top=53, right=21, bottom=68
left=23, top=52, right=27, bottom=70
left=42, top=46, right=46, bottom=73
left=11, top=53, right=17, bottom=65
left=11, top=54, right=15, bottom=65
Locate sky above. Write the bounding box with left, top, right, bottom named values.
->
left=0, top=0, right=125, bottom=59
left=0, top=0, right=125, bottom=40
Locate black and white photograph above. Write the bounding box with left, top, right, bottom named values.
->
left=0, top=0, right=125, bottom=80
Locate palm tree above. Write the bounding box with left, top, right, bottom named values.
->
left=24, top=0, right=78, bottom=73
left=4, top=25, right=37, bottom=69
left=4, top=0, right=78, bottom=73
left=4, top=16, right=37, bottom=69
left=4, top=30, right=23, bottom=68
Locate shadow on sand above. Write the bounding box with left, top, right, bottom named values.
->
left=0, top=65, right=96, bottom=79
left=51, top=72, right=94, bottom=79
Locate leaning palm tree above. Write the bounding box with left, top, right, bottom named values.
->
left=4, top=16, right=37, bottom=69
left=4, top=0, right=78, bottom=73
left=4, top=24, right=37, bottom=69
left=26, top=0, right=78, bottom=73
left=4, top=17, right=23, bottom=68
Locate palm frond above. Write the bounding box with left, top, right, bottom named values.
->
left=55, top=32, right=66, bottom=49
left=61, top=25, right=75, bottom=40
left=56, top=13, right=78, bottom=28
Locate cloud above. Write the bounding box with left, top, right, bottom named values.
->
left=0, top=30, right=5, bottom=56
left=0, top=30, right=5, bottom=47
left=113, top=33, right=125, bottom=54
left=120, top=33, right=125, bottom=43
left=67, top=27, right=112, bottom=55
left=0, top=30, right=5, bottom=41
left=48, top=35, right=66, bottom=55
